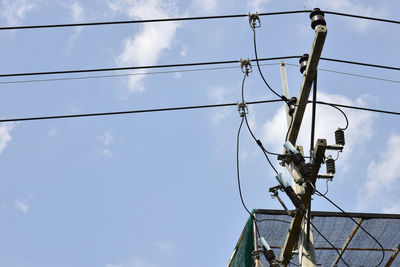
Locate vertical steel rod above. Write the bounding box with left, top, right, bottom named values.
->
left=307, top=71, right=318, bottom=249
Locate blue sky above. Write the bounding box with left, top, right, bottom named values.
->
left=0, top=0, right=399, bottom=266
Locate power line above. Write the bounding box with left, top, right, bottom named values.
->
left=312, top=185, right=385, bottom=267
left=0, top=63, right=281, bottom=85
left=0, top=11, right=310, bottom=31
left=315, top=101, right=400, bottom=116
left=2, top=55, right=399, bottom=79
left=1, top=9, right=399, bottom=31
left=2, top=61, right=398, bottom=86
left=0, top=99, right=399, bottom=123
left=324, top=10, right=400, bottom=25
left=0, top=99, right=283, bottom=123
left=0, top=56, right=300, bottom=78
left=320, top=57, right=400, bottom=71
left=2, top=62, right=398, bottom=86
left=285, top=63, right=400, bottom=84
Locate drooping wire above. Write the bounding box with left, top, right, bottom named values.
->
left=240, top=72, right=280, bottom=174
left=241, top=73, right=281, bottom=156
left=334, top=150, right=341, bottom=161
left=236, top=116, right=255, bottom=219
left=285, top=108, right=294, bottom=141
left=252, top=26, right=284, bottom=100
left=310, top=183, right=385, bottom=267
left=314, top=179, right=330, bottom=197
left=306, top=215, right=350, bottom=267
left=236, top=117, right=282, bottom=223
left=320, top=102, right=349, bottom=130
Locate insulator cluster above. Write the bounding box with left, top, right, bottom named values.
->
left=299, top=54, right=309, bottom=74
left=310, top=8, right=326, bottom=29
left=291, top=153, right=311, bottom=179
left=335, top=128, right=345, bottom=146
left=326, top=155, right=336, bottom=174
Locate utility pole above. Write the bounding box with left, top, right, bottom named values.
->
left=279, top=8, right=327, bottom=267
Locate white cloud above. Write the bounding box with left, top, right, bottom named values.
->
left=98, top=132, right=114, bottom=146
left=71, top=2, right=84, bottom=22
left=102, top=149, right=113, bottom=158
left=110, top=0, right=180, bottom=93
left=65, top=1, right=85, bottom=52
left=14, top=198, right=29, bottom=214
left=0, top=123, right=14, bottom=155
left=0, top=0, right=36, bottom=26
left=306, top=0, right=387, bottom=33
left=180, top=46, right=187, bottom=57
left=247, top=0, right=270, bottom=12
left=207, top=86, right=232, bottom=124
left=358, top=134, right=400, bottom=211
left=48, top=128, right=56, bottom=137
left=191, top=0, right=217, bottom=14
left=98, top=132, right=115, bottom=157
left=261, top=92, right=375, bottom=167
left=156, top=241, right=175, bottom=253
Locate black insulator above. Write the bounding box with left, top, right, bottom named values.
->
left=264, top=249, right=276, bottom=263
left=299, top=164, right=312, bottom=178
left=310, top=8, right=326, bottom=29
left=299, top=54, right=309, bottom=74
left=335, top=128, right=345, bottom=146
left=291, top=153, right=304, bottom=165
left=326, top=156, right=336, bottom=174
left=284, top=186, right=305, bottom=211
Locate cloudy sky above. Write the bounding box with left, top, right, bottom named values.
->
left=0, top=0, right=399, bottom=266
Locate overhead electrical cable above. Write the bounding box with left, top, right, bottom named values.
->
left=285, top=63, right=400, bottom=85
left=0, top=56, right=398, bottom=79
left=0, top=99, right=283, bottom=123
left=0, top=63, right=281, bottom=85
left=323, top=10, right=400, bottom=25
left=240, top=68, right=280, bottom=173
left=315, top=101, right=400, bottom=117
left=252, top=24, right=282, bottom=99
left=311, top=184, right=385, bottom=267
left=0, top=56, right=300, bottom=78
left=236, top=116, right=254, bottom=219
left=1, top=100, right=400, bottom=123
left=307, top=216, right=350, bottom=267
left=0, top=11, right=311, bottom=31
left=1, top=9, right=398, bottom=31
left=320, top=57, right=400, bottom=71
left=2, top=62, right=398, bottom=85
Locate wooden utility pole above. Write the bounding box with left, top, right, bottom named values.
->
left=279, top=22, right=327, bottom=267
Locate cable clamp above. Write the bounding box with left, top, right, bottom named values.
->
left=251, top=249, right=262, bottom=260
left=240, top=58, right=252, bottom=75
left=248, top=12, right=261, bottom=29
left=237, top=102, right=248, bottom=117
left=288, top=96, right=297, bottom=116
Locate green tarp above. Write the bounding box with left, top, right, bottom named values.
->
left=228, top=211, right=256, bottom=267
